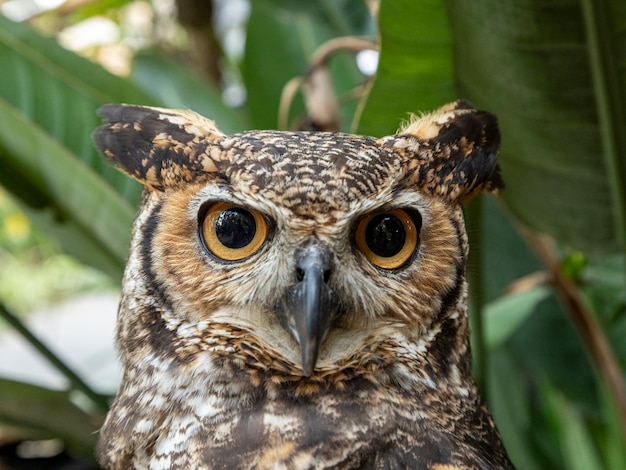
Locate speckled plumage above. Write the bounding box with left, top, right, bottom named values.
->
left=94, top=100, right=514, bottom=469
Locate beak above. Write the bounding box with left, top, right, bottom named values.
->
left=279, top=243, right=338, bottom=376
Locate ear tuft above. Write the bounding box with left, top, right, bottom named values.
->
left=393, top=100, right=502, bottom=203
left=93, top=104, right=224, bottom=191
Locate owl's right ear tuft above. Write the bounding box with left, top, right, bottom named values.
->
left=395, top=100, right=503, bottom=204
left=93, top=104, right=225, bottom=191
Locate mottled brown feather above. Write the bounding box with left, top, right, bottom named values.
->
left=94, top=101, right=514, bottom=469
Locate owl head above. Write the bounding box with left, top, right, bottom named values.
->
left=94, top=100, right=501, bottom=384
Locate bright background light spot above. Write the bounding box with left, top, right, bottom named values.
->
left=58, top=17, right=120, bottom=51
left=356, top=49, right=379, bottom=76
left=2, top=0, right=64, bottom=21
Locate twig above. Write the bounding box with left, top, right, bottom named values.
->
left=524, top=231, right=626, bottom=440
left=504, top=271, right=550, bottom=295
left=278, top=76, right=305, bottom=130
left=309, top=36, right=378, bottom=67
left=278, top=36, right=377, bottom=130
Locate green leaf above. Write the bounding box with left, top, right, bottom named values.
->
left=579, top=0, right=626, bottom=254
left=0, top=15, right=162, bottom=277
left=0, top=99, right=135, bottom=278
left=243, top=0, right=319, bottom=129
left=446, top=0, right=626, bottom=254
left=598, top=381, right=626, bottom=470
left=243, top=0, right=368, bottom=130
left=265, top=0, right=375, bottom=37
left=488, top=352, right=540, bottom=470
left=356, top=0, right=455, bottom=136
left=582, top=255, right=626, bottom=367
left=510, top=295, right=597, bottom=406
left=131, top=50, right=251, bottom=134
left=0, top=15, right=154, bottom=202
left=583, top=255, right=626, bottom=324
left=542, top=382, right=605, bottom=470
left=481, top=196, right=543, bottom=302
left=484, top=285, right=551, bottom=348
left=69, top=0, right=132, bottom=21
left=0, top=378, right=101, bottom=457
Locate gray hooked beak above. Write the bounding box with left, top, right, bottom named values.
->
left=279, top=243, right=339, bottom=376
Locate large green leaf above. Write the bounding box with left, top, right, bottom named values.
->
left=0, top=15, right=160, bottom=277
left=243, top=0, right=318, bottom=129
left=355, top=0, right=455, bottom=136
left=359, top=0, right=626, bottom=253
left=0, top=99, right=135, bottom=278
left=484, top=285, right=551, bottom=348
left=0, top=15, right=153, bottom=200
left=265, top=0, right=375, bottom=36
left=446, top=0, right=626, bottom=254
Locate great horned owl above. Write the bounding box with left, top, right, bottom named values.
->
left=94, top=100, right=514, bottom=469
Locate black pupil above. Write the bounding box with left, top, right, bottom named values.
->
left=215, top=208, right=256, bottom=249
left=365, top=214, right=406, bottom=257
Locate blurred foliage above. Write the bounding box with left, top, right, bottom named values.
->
left=0, top=188, right=112, bottom=315
left=0, top=0, right=624, bottom=468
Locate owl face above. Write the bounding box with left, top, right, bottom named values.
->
left=94, top=101, right=513, bottom=470
left=94, top=100, right=502, bottom=380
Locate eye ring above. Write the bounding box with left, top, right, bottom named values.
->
left=200, top=202, right=269, bottom=261
left=355, top=208, right=421, bottom=270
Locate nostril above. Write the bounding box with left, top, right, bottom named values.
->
left=295, top=267, right=332, bottom=283
left=294, top=243, right=334, bottom=284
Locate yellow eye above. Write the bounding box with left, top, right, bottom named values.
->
left=200, top=202, right=269, bottom=261
left=355, top=208, right=421, bottom=269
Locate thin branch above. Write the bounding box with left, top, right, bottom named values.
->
left=524, top=231, right=626, bottom=441
left=278, top=76, right=305, bottom=130
left=278, top=36, right=377, bottom=130
left=0, top=302, right=109, bottom=414
left=504, top=271, right=550, bottom=295
left=309, top=36, right=378, bottom=67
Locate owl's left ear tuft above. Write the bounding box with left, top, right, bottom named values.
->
left=395, top=100, right=503, bottom=204
left=93, top=104, right=225, bottom=191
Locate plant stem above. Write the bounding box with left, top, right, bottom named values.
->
left=0, top=302, right=109, bottom=414
left=526, top=232, right=626, bottom=444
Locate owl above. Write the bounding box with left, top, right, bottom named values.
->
left=93, top=100, right=514, bottom=469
